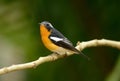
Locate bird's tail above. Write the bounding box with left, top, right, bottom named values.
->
left=78, top=51, right=90, bottom=60
left=74, top=49, right=90, bottom=60
left=68, top=45, right=90, bottom=60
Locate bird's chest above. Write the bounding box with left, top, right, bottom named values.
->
left=40, top=25, right=57, bottom=51
left=41, top=36, right=68, bottom=54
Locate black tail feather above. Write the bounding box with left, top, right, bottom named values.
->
left=75, top=49, right=90, bottom=60
left=78, top=51, right=90, bottom=60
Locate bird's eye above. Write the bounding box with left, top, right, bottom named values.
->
left=45, top=23, right=51, bottom=31
left=46, top=23, right=50, bottom=27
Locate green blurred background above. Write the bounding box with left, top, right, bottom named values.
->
left=0, top=0, right=120, bottom=81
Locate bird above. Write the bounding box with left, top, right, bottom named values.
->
left=39, top=21, right=89, bottom=59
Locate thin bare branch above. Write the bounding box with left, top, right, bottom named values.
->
left=0, top=39, right=120, bottom=75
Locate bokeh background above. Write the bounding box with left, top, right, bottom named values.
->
left=0, top=0, right=120, bottom=81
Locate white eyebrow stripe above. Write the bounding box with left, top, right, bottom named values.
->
left=50, top=37, right=63, bottom=42
left=49, top=23, right=54, bottom=28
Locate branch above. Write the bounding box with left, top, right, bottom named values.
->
left=0, top=39, right=120, bottom=75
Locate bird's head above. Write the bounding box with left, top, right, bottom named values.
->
left=40, top=21, right=53, bottom=31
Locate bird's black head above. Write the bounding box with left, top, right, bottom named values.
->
left=40, top=21, right=53, bottom=31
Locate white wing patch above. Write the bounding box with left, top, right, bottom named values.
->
left=50, top=37, right=63, bottom=42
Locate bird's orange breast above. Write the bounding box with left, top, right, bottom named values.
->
left=40, top=25, right=59, bottom=51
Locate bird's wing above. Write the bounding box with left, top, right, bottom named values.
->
left=49, top=28, right=90, bottom=60
left=49, top=28, right=79, bottom=53
left=50, top=28, right=73, bottom=45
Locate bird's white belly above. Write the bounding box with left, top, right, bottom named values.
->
left=52, top=47, right=73, bottom=55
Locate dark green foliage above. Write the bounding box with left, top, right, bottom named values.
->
left=0, top=0, right=120, bottom=81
